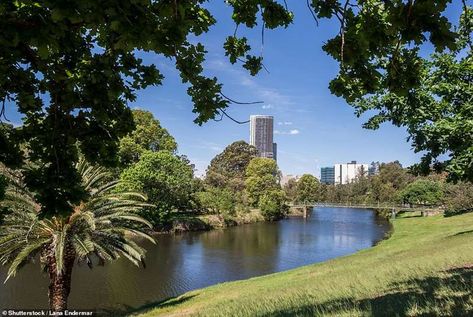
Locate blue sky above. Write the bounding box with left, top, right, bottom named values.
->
left=5, top=1, right=465, bottom=177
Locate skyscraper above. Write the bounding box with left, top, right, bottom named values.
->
left=250, top=115, right=276, bottom=160
left=320, top=167, right=335, bottom=184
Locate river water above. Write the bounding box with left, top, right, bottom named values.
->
left=0, top=207, right=390, bottom=311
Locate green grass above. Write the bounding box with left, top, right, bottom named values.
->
left=132, top=212, right=473, bottom=317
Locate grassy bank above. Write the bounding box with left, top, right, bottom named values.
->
left=133, top=212, right=473, bottom=316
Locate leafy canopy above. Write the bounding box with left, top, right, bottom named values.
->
left=195, top=187, right=235, bottom=215
left=118, top=151, right=195, bottom=226
left=118, top=109, right=177, bottom=166
left=245, top=157, right=279, bottom=206
left=399, top=179, right=444, bottom=206
left=295, top=174, right=320, bottom=203
left=205, top=141, right=257, bottom=189
left=259, top=189, right=287, bottom=221
left=337, top=4, right=473, bottom=181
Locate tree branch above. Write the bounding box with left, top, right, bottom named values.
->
left=220, top=92, right=264, bottom=105
left=306, top=0, right=319, bottom=26
left=217, top=108, right=250, bottom=124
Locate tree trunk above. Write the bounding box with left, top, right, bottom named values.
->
left=44, top=244, right=76, bottom=312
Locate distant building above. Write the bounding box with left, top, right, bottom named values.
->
left=272, top=143, right=277, bottom=161
left=280, top=174, right=300, bottom=186
left=368, top=161, right=380, bottom=176
left=320, top=167, right=335, bottom=185
left=334, top=161, right=369, bottom=184
left=250, top=115, right=276, bottom=160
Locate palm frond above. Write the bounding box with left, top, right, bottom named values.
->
left=5, top=238, right=50, bottom=283
left=0, top=159, right=155, bottom=281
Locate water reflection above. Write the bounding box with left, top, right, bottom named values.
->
left=0, top=207, right=390, bottom=311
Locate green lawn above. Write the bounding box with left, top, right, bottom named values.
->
left=132, top=212, right=473, bottom=316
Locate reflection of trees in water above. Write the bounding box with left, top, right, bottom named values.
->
left=0, top=262, right=49, bottom=309
left=67, top=238, right=187, bottom=310
left=199, top=223, right=280, bottom=258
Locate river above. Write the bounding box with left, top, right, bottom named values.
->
left=0, top=207, right=390, bottom=311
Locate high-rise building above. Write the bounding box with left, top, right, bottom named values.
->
left=320, top=167, right=335, bottom=184
left=334, top=161, right=369, bottom=184
left=250, top=115, right=276, bottom=160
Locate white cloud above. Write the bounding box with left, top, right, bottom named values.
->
left=278, top=121, right=293, bottom=125
left=262, top=104, right=273, bottom=109
left=274, top=129, right=300, bottom=135
left=191, top=141, right=223, bottom=153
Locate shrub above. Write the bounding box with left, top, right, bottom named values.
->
left=259, top=190, right=288, bottom=221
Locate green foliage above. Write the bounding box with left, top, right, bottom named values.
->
left=118, top=109, right=177, bottom=166
left=350, top=7, right=473, bottom=181
left=244, top=157, right=279, bottom=207
left=118, top=151, right=194, bottom=226
left=258, top=189, right=288, bottom=221
left=283, top=178, right=298, bottom=203
left=295, top=174, right=320, bottom=203
left=369, top=161, right=413, bottom=203
left=0, top=124, right=22, bottom=168
left=317, top=0, right=457, bottom=101
left=0, top=174, right=6, bottom=201
left=245, top=174, right=279, bottom=207
left=318, top=161, right=416, bottom=204
left=0, top=174, right=7, bottom=225
left=205, top=141, right=257, bottom=191
left=195, top=187, right=235, bottom=215
left=444, top=182, right=473, bottom=216
left=400, top=179, right=444, bottom=206
left=245, top=157, right=278, bottom=178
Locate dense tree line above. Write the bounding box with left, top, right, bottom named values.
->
left=284, top=161, right=473, bottom=216
left=197, top=141, right=287, bottom=221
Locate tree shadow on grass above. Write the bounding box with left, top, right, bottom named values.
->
left=396, top=210, right=422, bottom=219
left=453, top=229, right=473, bottom=236
left=98, top=294, right=198, bottom=316
left=263, top=267, right=473, bottom=317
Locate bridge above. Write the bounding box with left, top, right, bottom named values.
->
left=288, top=202, right=443, bottom=219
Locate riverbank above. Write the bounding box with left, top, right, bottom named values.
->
left=133, top=211, right=473, bottom=316
left=156, top=210, right=266, bottom=233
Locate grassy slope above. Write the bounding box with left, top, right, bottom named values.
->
left=134, top=212, right=473, bottom=317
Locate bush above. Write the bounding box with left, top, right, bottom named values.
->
left=195, top=187, right=235, bottom=215
left=118, top=151, right=194, bottom=226
left=399, top=179, right=444, bottom=206
left=444, top=182, right=473, bottom=216
left=258, top=190, right=288, bottom=221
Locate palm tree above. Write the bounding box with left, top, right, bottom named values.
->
left=0, top=160, right=155, bottom=311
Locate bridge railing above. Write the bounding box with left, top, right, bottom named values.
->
left=289, top=202, right=428, bottom=210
